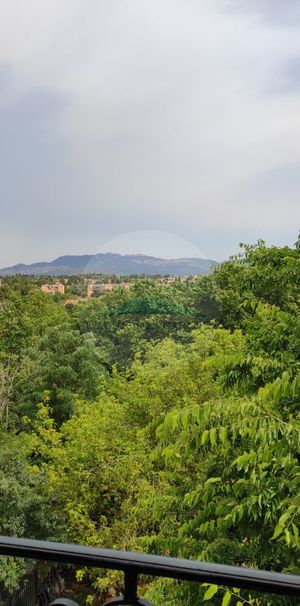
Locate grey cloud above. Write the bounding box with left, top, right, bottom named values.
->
left=273, top=58, right=300, bottom=93
left=245, top=163, right=300, bottom=199
left=0, top=2, right=300, bottom=266
left=0, top=65, right=11, bottom=93
left=227, top=0, right=300, bottom=26
left=0, top=73, right=78, bottom=225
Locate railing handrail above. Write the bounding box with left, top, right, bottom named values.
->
left=1, top=535, right=300, bottom=598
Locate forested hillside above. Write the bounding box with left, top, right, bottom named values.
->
left=0, top=239, right=299, bottom=605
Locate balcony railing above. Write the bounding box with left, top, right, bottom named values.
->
left=1, top=535, right=300, bottom=605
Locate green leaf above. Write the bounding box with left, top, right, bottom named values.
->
left=210, top=427, right=217, bottom=446
left=292, top=523, right=299, bottom=540
left=219, top=426, right=228, bottom=445
left=201, top=429, right=209, bottom=445
left=204, top=476, right=222, bottom=486
left=203, top=584, right=218, bottom=600
left=222, top=591, right=231, bottom=606
left=272, top=524, right=284, bottom=540
left=278, top=507, right=295, bottom=526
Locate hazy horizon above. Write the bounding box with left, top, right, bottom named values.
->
left=1, top=1, right=300, bottom=266
left=2, top=229, right=298, bottom=269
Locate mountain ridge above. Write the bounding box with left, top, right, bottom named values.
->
left=0, top=253, right=217, bottom=276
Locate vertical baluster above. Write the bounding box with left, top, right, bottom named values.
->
left=104, top=570, right=152, bottom=605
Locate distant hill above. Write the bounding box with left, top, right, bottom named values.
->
left=0, top=253, right=217, bottom=276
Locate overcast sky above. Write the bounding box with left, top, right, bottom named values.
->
left=1, top=0, right=300, bottom=266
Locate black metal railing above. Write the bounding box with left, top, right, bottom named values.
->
left=1, top=535, right=300, bottom=605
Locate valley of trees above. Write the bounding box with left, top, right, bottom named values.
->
left=0, top=239, right=299, bottom=605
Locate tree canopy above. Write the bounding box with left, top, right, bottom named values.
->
left=0, top=238, right=299, bottom=605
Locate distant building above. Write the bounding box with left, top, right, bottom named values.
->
left=180, top=275, right=199, bottom=283
left=41, top=282, right=65, bottom=295
left=87, top=281, right=131, bottom=297
left=87, top=282, right=112, bottom=297
left=160, top=276, right=176, bottom=286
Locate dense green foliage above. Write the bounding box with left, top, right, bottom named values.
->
left=0, top=239, right=299, bottom=604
